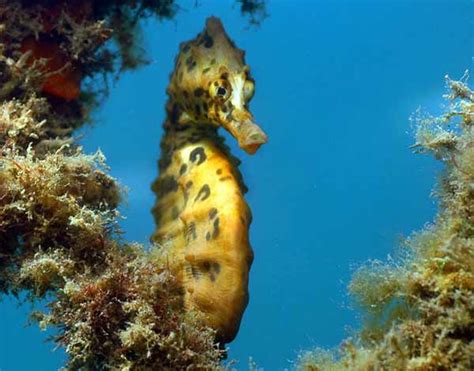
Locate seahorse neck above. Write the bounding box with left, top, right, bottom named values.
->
left=159, top=120, right=248, bottom=194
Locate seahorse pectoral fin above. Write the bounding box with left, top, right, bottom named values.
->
left=224, top=116, right=267, bottom=154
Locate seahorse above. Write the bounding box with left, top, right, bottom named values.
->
left=151, top=17, right=267, bottom=344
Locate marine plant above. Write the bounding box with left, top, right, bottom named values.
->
left=298, top=75, right=474, bottom=370
left=0, top=0, right=266, bottom=369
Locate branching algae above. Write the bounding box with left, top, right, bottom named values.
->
left=298, top=76, right=474, bottom=370
left=151, top=17, right=267, bottom=344
left=0, top=0, right=267, bottom=369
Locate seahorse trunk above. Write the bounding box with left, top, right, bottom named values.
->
left=152, top=125, right=253, bottom=343
left=151, top=16, right=266, bottom=344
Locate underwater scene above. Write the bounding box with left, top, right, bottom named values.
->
left=0, top=0, right=473, bottom=369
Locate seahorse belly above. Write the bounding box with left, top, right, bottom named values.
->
left=152, top=138, right=253, bottom=343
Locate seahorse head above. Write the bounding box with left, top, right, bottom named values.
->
left=167, top=17, right=267, bottom=154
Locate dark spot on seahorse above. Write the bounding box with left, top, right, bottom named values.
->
left=195, top=104, right=201, bottom=116
left=210, top=58, right=216, bottom=65
left=194, top=88, right=204, bottom=97
left=202, top=102, right=208, bottom=111
left=214, top=81, right=219, bottom=87
left=240, top=216, right=246, bottom=226
left=202, top=261, right=211, bottom=272
left=195, top=184, right=211, bottom=202
left=210, top=273, right=216, bottom=282
left=189, top=147, right=206, bottom=165
left=204, top=35, right=214, bottom=48
left=183, top=90, right=189, bottom=99
left=185, top=56, right=197, bottom=72
left=174, top=123, right=191, bottom=132
left=154, top=175, right=178, bottom=197
left=169, top=103, right=180, bottom=124
left=179, top=71, right=184, bottom=82
left=206, top=231, right=211, bottom=241
left=186, top=180, right=193, bottom=189
left=212, top=218, right=220, bottom=239
left=216, top=169, right=223, bottom=175
left=151, top=203, right=166, bottom=226
left=219, top=176, right=232, bottom=182
left=203, top=67, right=210, bottom=74
left=188, top=61, right=197, bottom=72
left=179, top=164, right=187, bottom=176
left=221, top=72, right=229, bottom=79
left=221, top=105, right=228, bottom=113
left=212, top=262, right=221, bottom=274
left=209, top=208, right=218, bottom=219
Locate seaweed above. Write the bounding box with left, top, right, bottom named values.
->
left=0, top=94, right=224, bottom=369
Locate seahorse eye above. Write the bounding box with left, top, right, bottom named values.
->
left=210, top=79, right=231, bottom=101
left=243, top=80, right=255, bottom=100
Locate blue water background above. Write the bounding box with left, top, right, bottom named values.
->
left=1, top=0, right=473, bottom=369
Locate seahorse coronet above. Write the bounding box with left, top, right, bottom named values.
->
left=152, top=17, right=266, bottom=343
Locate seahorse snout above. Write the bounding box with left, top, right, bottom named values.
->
left=218, top=105, right=267, bottom=154
left=225, top=118, right=267, bottom=154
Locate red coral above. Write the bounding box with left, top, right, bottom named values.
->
left=18, top=1, right=95, bottom=101
left=20, top=36, right=81, bottom=101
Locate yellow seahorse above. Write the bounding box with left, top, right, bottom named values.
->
left=151, top=17, right=267, bottom=344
